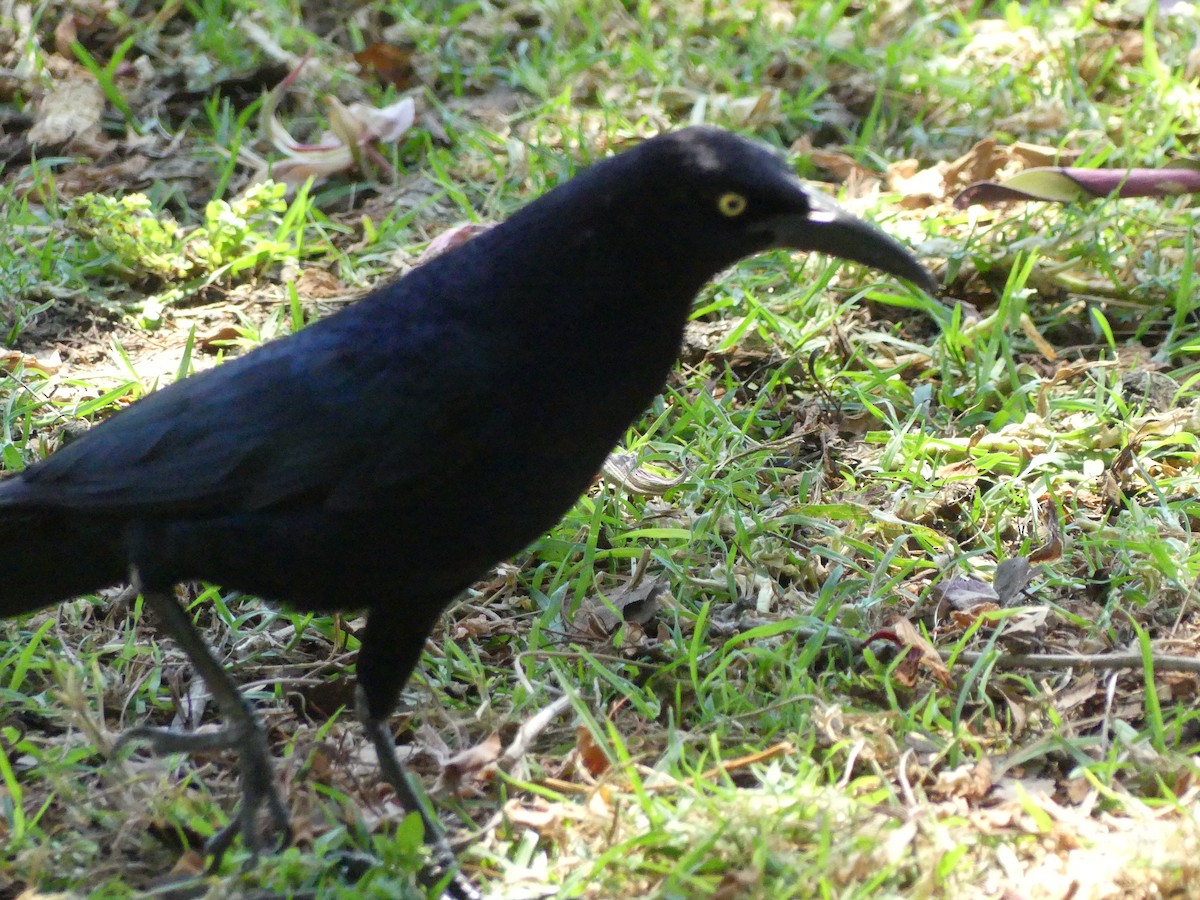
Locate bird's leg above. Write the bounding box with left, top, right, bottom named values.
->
left=359, top=701, right=482, bottom=900
left=357, top=610, right=482, bottom=900
left=114, top=587, right=291, bottom=867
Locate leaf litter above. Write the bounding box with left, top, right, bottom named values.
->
left=4, top=2, right=1200, bottom=899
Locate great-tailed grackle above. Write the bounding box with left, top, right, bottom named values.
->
left=0, top=126, right=936, bottom=893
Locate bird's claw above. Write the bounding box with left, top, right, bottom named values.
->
left=114, top=718, right=291, bottom=867
left=203, top=759, right=293, bottom=870
left=440, top=867, right=485, bottom=900
left=417, top=838, right=483, bottom=900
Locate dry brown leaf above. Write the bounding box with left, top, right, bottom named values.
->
left=936, top=459, right=979, bottom=479
left=585, top=784, right=615, bottom=820
left=413, top=223, right=491, bottom=265
left=53, top=12, right=80, bottom=56
left=1064, top=776, right=1092, bottom=804
left=29, top=73, right=104, bottom=148
left=1052, top=672, right=1100, bottom=716
left=931, top=757, right=993, bottom=802
left=293, top=267, right=347, bottom=299
left=353, top=42, right=417, bottom=89
left=994, top=557, right=1034, bottom=605
left=712, top=868, right=760, bottom=900
left=168, top=849, right=206, bottom=877
left=996, top=686, right=1029, bottom=737
left=890, top=617, right=952, bottom=687
left=942, top=138, right=1081, bottom=194
left=303, top=742, right=337, bottom=783
left=886, top=158, right=948, bottom=208
left=934, top=577, right=1001, bottom=611
left=197, top=326, right=243, bottom=354
left=943, top=137, right=1006, bottom=187
left=21, top=154, right=149, bottom=201
left=1019, top=313, right=1058, bottom=361
left=567, top=573, right=667, bottom=638
left=999, top=606, right=1049, bottom=639
left=949, top=602, right=1001, bottom=630
left=575, top=726, right=610, bottom=778
left=1029, top=500, right=1063, bottom=563
left=718, top=89, right=782, bottom=128
left=438, top=732, right=502, bottom=794
left=791, top=134, right=880, bottom=185
left=449, top=613, right=517, bottom=641
left=892, top=644, right=922, bottom=688
left=0, top=350, right=61, bottom=374
left=1162, top=671, right=1200, bottom=704
left=503, top=795, right=566, bottom=832
left=693, top=741, right=795, bottom=785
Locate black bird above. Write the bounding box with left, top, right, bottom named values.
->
left=0, top=127, right=936, bottom=892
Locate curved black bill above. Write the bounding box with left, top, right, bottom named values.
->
left=772, top=188, right=939, bottom=296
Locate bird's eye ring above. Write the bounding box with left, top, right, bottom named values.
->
left=717, top=192, right=748, bottom=217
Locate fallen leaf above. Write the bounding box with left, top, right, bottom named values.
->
left=449, top=613, right=517, bottom=641
left=692, top=742, right=795, bottom=786
left=712, top=868, right=760, bottom=900
left=1052, top=672, right=1099, bottom=716
left=994, top=557, right=1034, bottom=605
left=792, top=134, right=878, bottom=183
left=950, top=602, right=1000, bottom=630
left=353, top=42, right=417, bottom=89
left=575, top=726, right=610, bottom=778
left=168, top=850, right=206, bottom=877
left=293, top=267, right=347, bottom=299
left=568, top=571, right=668, bottom=638
left=197, top=326, right=243, bottom=354
left=890, top=617, right=952, bottom=687
left=412, top=223, right=491, bottom=266
left=955, top=161, right=1200, bottom=208
left=0, top=350, right=61, bottom=374
left=1029, top=500, right=1063, bottom=563
left=933, top=577, right=1000, bottom=611
left=259, top=57, right=418, bottom=185
left=503, top=795, right=568, bottom=831
left=437, top=732, right=502, bottom=794
left=892, top=645, right=922, bottom=688
left=886, top=157, right=949, bottom=208
left=601, top=452, right=686, bottom=496
left=998, top=605, right=1049, bottom=639
left=931, top=756, right=993, bottom=801
left=29, top=72, right=104, bottom=148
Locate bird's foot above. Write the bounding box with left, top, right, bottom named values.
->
left=415, top=838, right=483, bottom=900
left=361, top=714, right=483, bottom=900
left=435, top=863, right=485, bottom=900
left=115, top=715, right=292, bottom=867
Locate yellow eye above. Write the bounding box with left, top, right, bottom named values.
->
left=717, top=192, right=748, bottom=217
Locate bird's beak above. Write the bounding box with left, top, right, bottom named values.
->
left=770, top=187, right=939, bottom=296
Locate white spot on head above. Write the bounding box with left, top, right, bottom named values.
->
left=687, top=138, right=723, bottom=174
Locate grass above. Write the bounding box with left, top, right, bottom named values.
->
left=4, top=0, right=1200, bottom=897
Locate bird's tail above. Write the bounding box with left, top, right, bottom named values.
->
left=0, top=507, right=128, bottom=616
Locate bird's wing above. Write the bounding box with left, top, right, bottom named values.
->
left=8, top=317, right=484, bottom=516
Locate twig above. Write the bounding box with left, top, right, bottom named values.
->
left=236, top=18, right=330, bottom=79
left=500, top=695, right=572, bottom=767
left=943, top=648, right=1200, bottom=674
left=718, top=619, right=1200, bottom=676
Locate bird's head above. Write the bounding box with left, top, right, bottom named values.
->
left=592, top=126, right=938, bottom=296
